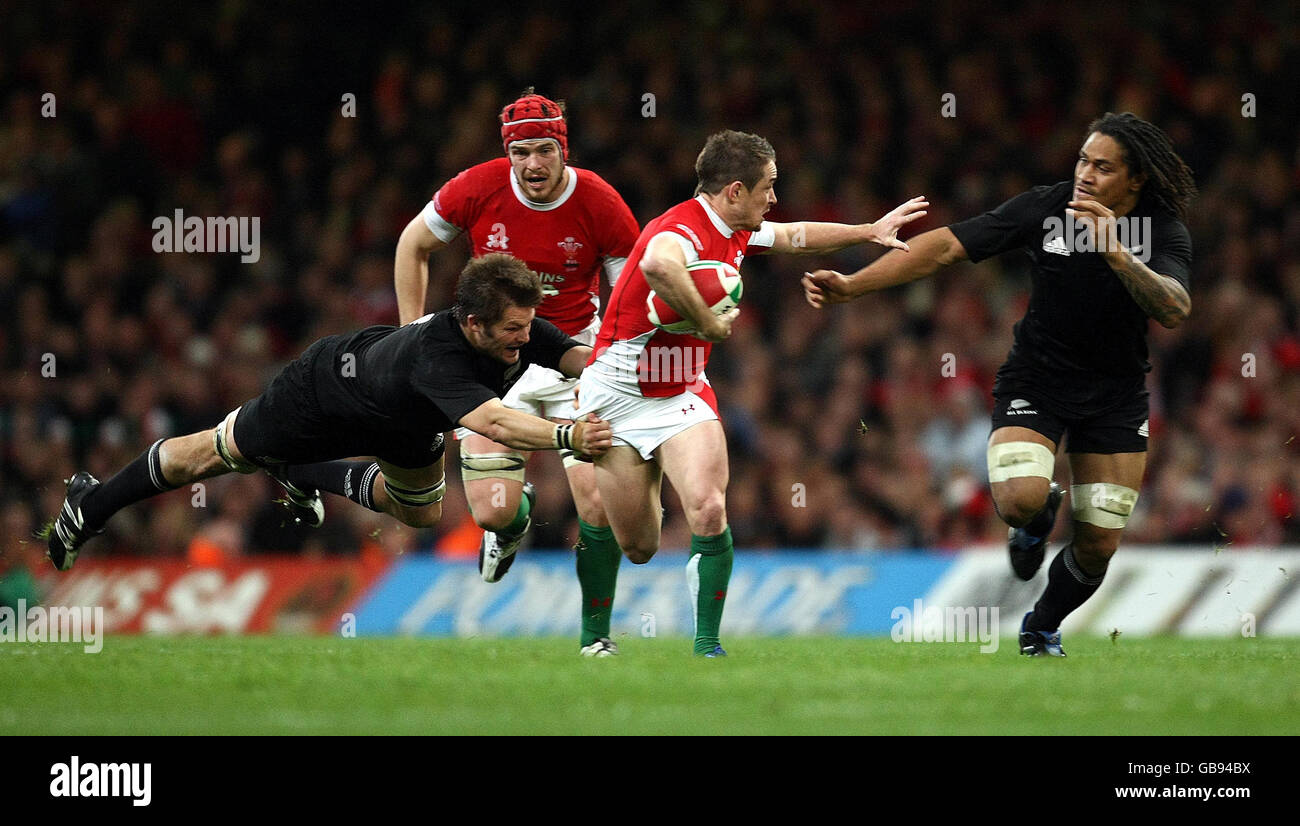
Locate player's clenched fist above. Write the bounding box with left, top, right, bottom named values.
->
left=695, top=306, right=740, bottom=343
left=573, top=413, right=613, bottom=458
left=802, top=270, right=857, bottom=307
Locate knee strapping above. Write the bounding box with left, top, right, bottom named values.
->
left=460, top=450, right=527, bottom=482
left=987, top=441, right=1055, bottom=483
left=384, top=476, right=446, bottom=507
left=1070, top=483, right=1138, bottom=529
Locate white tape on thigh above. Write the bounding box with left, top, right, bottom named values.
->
left=559, top=449, right=592, bottom=469
left=213, top=406, right=258, bottom=473
left=460, top=451, right=527, bottom=482
left=987, top=441, right=1055, bottom=483
left=1070, top=483, right=1139, bottom=529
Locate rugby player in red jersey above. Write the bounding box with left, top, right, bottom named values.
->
left=393, top=90, right=641, bottom=656
left=578, top=130, right=927, bottom=655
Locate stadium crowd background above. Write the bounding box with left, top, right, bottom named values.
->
left=2, top=1, right=1297, bottom=571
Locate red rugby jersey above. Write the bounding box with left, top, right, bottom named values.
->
left=588, top=196, right=773, bottom=397
left=424, top=158, right=639, bottom=335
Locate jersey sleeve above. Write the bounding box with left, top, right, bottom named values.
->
left=522, top=317, right=583, bottom=372
left=593, top=179, right=640, bottom=285
left=415, top=366, right=497, bottom=428
left=421, top=200, right=461, bottom=244
left=602, top=256, right=628, bottom=286
left=410, top=330, right=497, bottom=427
left=1147, top=217, right=1193, bottom=291
left=949, top=182, right=1071, bottom=263
left=424, top=167, right=482, bottom=244
left=648, top=230, right=700, bottom=266
left=746, top=221, right=776, bottom=253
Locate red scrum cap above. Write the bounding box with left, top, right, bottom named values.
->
left=500, top=92, right=568, bottom=160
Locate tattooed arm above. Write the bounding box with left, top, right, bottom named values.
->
left=1068, top=197, right=1191, bottom=329
left=1100, top=245, right=1191, bottom=328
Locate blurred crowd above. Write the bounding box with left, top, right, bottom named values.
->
left=2, top=0, right=1298, bottom=571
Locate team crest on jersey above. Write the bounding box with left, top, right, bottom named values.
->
left=733, top=251, right=744, bottom=269
left=674, top=223, right=704, bottom=252
left=558, top=236, right=584, bottom=271
left=486, top=222, right=509, bottom=250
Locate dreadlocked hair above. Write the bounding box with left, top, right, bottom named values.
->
left=1087, top=112, right=1197, bottom=223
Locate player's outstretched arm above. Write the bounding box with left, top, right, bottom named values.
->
left=768, top=196, right=929, bottom=254
left=802, top=226, right=969, bottom=307
left=394, top=214, right=448, bottom=325
left=460, top=400, right=613, bottom=457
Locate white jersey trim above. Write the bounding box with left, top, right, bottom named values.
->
left=508, top=165, right=580, bottom=211
left=421, top=201, right=462, bottom=244
left=695, top=195, right=733, bottom=238
left=693, top=195, right=773, bottom=247
left=647, top=231, right=700, bottom=266
left=603, top=256, right=627, bottom=286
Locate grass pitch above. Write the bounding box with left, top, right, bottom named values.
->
left=2, top=635, right=1296, bottom=735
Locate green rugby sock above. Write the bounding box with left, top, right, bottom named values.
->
left=576, top=520, right=622, bottom=647
left=687, top=528, right=733, bottom=655
left=501, top=490, right=531, bottom=535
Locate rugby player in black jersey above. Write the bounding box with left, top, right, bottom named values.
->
left=44, top=254, right=613, bottom=570
left=804, top=113, right=1196, bottom=656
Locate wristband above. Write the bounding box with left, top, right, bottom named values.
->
left=553, top=423, right=575, bottom=451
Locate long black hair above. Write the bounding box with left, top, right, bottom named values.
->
left=1087, top=112, right=1197, bottom=222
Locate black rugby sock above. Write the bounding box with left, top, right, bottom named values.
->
left=1022, top=494, right=1057, bottom=538
left=286, top=461, right=383, bottom=512
left=1025, top=543, right=1106, bottom=632
left=81, top=439, right=179, bottom=530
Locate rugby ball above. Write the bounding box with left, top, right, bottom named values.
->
left=646, top=260, right=743, bottom=334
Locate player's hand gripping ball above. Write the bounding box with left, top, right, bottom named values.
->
left=647, top=260, right=743, bottom=334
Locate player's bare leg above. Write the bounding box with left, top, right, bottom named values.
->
left=988, top=427, right=1059, bottom=527
left=369, top=459, right=446, bottom=529
left=459, top=431, right=533, bottom=582
left=989, top=426, right=1067, bottom=581
left=1064, top=450, right=1145, bottom=573
left=461, top=432, right=528, bottom=531
left=1021, top=450, right=1145, bottom=656
left=658, top=420, right=732, bottom=656
left=564, top=452, right=622, bottom=655
left=593, top=445, right=664, bottom=564
left=565, top=458, right=608, bottom=527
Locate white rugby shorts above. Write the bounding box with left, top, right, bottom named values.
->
left=574, top=372, right=719, bottom=460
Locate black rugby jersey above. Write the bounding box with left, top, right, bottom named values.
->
left=950, top=181, right=1191, bottom=414
left=310, top=310, right=579, bottom=435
